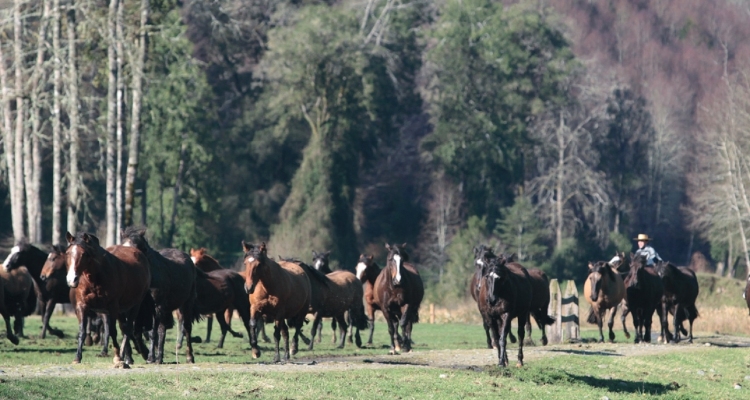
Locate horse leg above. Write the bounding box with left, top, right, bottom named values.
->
left=205, top=314, right=213, bottom=343
left=330, top=318, right=337, bottom=344
left=607, top=306, right=617, bottom=342
left=384, top=311, right=399, bottom=355
left=524, top=318, right=534, bottom=346
left=108, top=313, right=124, bottom=366
left=216, top=311, right=230, bottom=349
left=620, top=301, right=631, bottom=340
left=308, top=313, right=322, bottom=351
left=73, top=306, right=88, bottom=363
left=516, top=314, right=527, bottom=367
left=249, top=312, right=261, bottom=359
left=535, top=311, right=548, bottom=346
left=596, top=307, right=605, bottom=343
left=334, top=314, right=348, bottom=349
left=97, top=314, right=114, bottom=358
left=644, top=306, right=654, bottom=343
left=1, top=306, right=19, bottom=345
left=670, top=304, right=681, bottom=343
left=497, top=315, right=510, bottom=367
left=366, top=305, right=376, bottom=346
left=180, top=302, right=196, bottom=364
left=272, top=320, right=283, bottom=363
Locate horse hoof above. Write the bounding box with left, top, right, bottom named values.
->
left=395, top=345, right=401, bottom=353
left=96, top=352, right=108, bottom=358
left=176, top=344, right=182, bottom=350
left=84, top=337, right=93, bottom=346
left=187, top=357, right=195, bottom=364
left=389, top=349, right=398, bottom=355
left=252, top=349, right=261, bottom=359
left=516, top=362, right=523, bottom=368
left=71, top=360, right=81, bottom=364
left=541, top=337, right=548, bottom=346
left=8, top=336, right=19, bottom=345
left=114, top=361, right=129, bottom=369
left=624, top=332, right=631, bottom=339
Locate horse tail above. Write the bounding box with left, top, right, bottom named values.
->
left=135, top=294, right=155, bottom=333
left=350, top=304, right=368, bottom=331
left=534, top=309, right=555, bottom=327
left=686, top=303, right=699, bottom=320
left=586, top=307, right=598, bottom=324
left=25, top=279, right=42, bottom=316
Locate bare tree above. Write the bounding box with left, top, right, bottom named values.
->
left=527, top=86, right=611, bottom=249
left=0, top=25, right=23, bottom=240
left=28, top=0, right=50, bottom=243
left=115, top=0, right=124, bottom=237
left=66, top=2, right=80, bottom=235
left=14, top=0, right=26, bottom=240
left=123, top=0, right=149, bottom=228
left=51, top=0, right=63, bottom=244
left=105, top=0, right=117, bottom=246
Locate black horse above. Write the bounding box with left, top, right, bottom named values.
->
left=624, top=254, right=666, bottom=343
left=654, top=261, right=699, bottom=343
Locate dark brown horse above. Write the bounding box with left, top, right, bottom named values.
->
left=177, top=268, right=253, bottom=349
left=290, top=259, right=366, bottom=350
left=0, top=263, right=36, bottom=345
left=654, top=261, right=699, bottom=343
left=121, top=227, right=198, bottom=364
left=355, top=254, right=383, bottom=346
left=1, top=239, right=47, bottom=337
left=476, top=254, right=532, bottom=367
left=40, top=247, right=111, bottom=355
left=624, top=253, right=666, bottom=343
left=242, top=241, right=311, bottom=363
left=65, top=231, right=151, bottom=366
left=608, top=252, right=632, bottom=340
left=310, top=250, right=333, bottom=343
left=189, top=247, right=233, bottom=343
left=374, top=243, right=424, bottom=354
left=584, top=261, right=625, bottom=342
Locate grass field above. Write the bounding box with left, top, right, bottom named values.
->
left=2, top=313, right=750, bottom=399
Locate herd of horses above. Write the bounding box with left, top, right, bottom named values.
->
left=0, top=231, right=743, bottom=368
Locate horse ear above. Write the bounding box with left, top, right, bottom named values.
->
left=325, top=250, right=331, bottom=257
left=401, top=243, right=407, bottom=249
left=138, top=228, right=147, bottom=237
left=259, top=242, right=267, bottom=254
left=368, top=255, right=373, bottom=261
left=82, top=233, right=90, bottom=243
left=384, top=243, right=391, bottom=251
left=66, top=232, right=74, bottom=244
left=312, top=250, right=318, bottom=258
left=588, top=262, right=594, bottom=270
left=241, top=241, right=251, bottom=252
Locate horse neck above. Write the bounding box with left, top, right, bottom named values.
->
left=83, top=246, right=115, bottom=284
left=22, top=246, right=48, bottom=277
left=256, top=258, right=285, bottom=293
left=365, top=263, right=381, bottom=284
left=197, top=256, right=222, bottom=272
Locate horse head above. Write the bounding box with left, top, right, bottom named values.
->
left=242, top=241, right=268, bottom=294
left=485, top=255, right=509, bottom=306
left=2, top=238, right=32, bottom=272
left=312, top=250, right=332, bottom=273
left=355, top=254, right=377, bottom=281
left=65, top=231, right=102, bottom=288
left=624, top=253, right=646, bottom=289
left=385, top=243, right=408, bottom=286
left=40, top=244, right=68, bottom=282
left=587, top=261, right=613, bottom=302
left=120, top=226, right=150, bottom=254
left=190, top=247, right=207, bottom=265
left=653, top=260, right=674, bottom=279
left=473, top=244, right=496, bottom=273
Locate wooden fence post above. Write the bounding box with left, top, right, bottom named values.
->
left=561, top=280, right=580, bottom=342
left=545, top=279, right=562, bottom=344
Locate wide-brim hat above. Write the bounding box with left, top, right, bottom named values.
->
left=633, top=233, right=651, bottom=242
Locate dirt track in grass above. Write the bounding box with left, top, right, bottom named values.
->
left=3, top=332, right=748, bottom=379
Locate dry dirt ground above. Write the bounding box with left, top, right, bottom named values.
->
left=2, top=333, right=749, bottom=379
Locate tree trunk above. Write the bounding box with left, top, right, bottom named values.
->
left=555, top=112, right=565, bottom=250
left=66, top=3, right=80, bottom=235
left=115, top=0, right=125, bottom=236
left=105, top=0, right=118, bottom=246
left=29, top=0, right=50, bottom=244
left=52, top=0, right=63, bottom=245
left=14, top=0, right=26, bottom=240
left=124, top=0, right=149, bottom=228
left=0, top=38, right=22, bottom=240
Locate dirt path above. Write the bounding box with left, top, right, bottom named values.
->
left=2, top=333, right=748, bottom=379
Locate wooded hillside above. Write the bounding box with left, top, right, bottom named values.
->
left=2, top=0, right=749, bottom=304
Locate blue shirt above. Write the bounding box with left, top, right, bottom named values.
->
left=635, top=245, right=662, bottom=266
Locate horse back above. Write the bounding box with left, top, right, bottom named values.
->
left=317, top=270, right=363, bottom=315
left=0, top=266, right=34, bottom=298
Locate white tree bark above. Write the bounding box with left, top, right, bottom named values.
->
left=0, top=38, right=22, bottom=240
left=13, top=0, right=26, bottom=240
left=52, top=0, right=63, bottom=244
left=124, top=0, right=149, bottom=228
left=105, top=0, right=118, bottom=246
left=66, top=2, right=80, bottom=235
left=29, top=0, right=50, bottom=243
left=115, top=0, right=124, bottom=237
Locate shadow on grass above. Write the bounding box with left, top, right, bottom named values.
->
left=484, top=366, right=679, bottom=395
left=566, top=373, right=680, bottom=395
left=4, top=347, right=77, bottom=354
left=547, top=349, right=623, bottom=356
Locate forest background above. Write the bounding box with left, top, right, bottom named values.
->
left=2, top=0, right=750, bottom=304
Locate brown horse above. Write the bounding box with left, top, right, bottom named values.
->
left=289, top=259, right=366, bottom=350
left=65, top=231, right=151, bottom=366
left=609, top=252, right=632, bottom=340
left=584, top=261, right=626, bottom=342
left=355, top=254, right=383, bottom=346
left=0, top=263, right=36, bottom=345
left=476, top=254, right=532, bottom=367
left=40, top=247, right=111, bottom=355
left=121, top=227, right=198, bottom=364
left=374, top=243, right=424, bottom=354
left=624, top=253, right=666, bottom=343
left=654, top=261, right=699, bottom=343
left=310, top=250, right=335, bottom=343
left=242, top=241, right=311, bottom=363
left=2, top=240, right=46, bottom=338
left=189, top=247, right=233, bottom=343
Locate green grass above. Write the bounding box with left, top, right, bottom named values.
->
left=2, top=315, right=750, bottom=399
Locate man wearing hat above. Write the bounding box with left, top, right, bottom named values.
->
left=633, top=233, right=662, bottom=266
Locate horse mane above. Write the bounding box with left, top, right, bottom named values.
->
left=281, top=257, right=330, bottom=287
left=51, top=244, right=68, bottom=254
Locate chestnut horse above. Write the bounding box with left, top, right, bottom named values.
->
left=65, top=232, right=151, bottom=366
left=242, top=241, right=311, bottom=363
left=625, top=253, right=666, bottom=343
left=476, top=254, right=532, bottom=367
left=287, top=258, right=366, bottom=350
left=374, top=243, right=424, bottom=354
left=584, top=261, right=626, bottom=342
left=189, top=247, right=233, bottom=343
left=608, top=252, right=633, bottom=340
left=355, top=254, right=383, bottom=346
left=654, top=261, right=699, bottom=343
left=0, top=263, right=36, bottom=345
left=40, top=246, right=111, bottom=355
left=121, top=227, right=198, bottom=364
